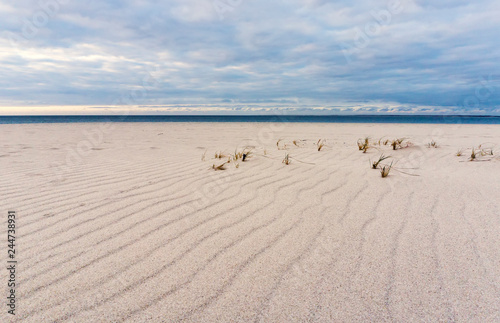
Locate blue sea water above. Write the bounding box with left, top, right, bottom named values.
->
left=1, top=115, right=500, bottom=124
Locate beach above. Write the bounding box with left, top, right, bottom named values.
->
left=1, top=122, right=499, bottom=322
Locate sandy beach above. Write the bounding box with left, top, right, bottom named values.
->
left=1, top=122, right=499, bottom=322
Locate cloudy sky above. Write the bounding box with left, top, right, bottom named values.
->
left=1, top=0, right=499, bottom=115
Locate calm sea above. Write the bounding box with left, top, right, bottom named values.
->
left=1, top=115, right=500, bottom=124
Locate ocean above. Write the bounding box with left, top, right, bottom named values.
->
left=1, top=115, right=500, bottom=124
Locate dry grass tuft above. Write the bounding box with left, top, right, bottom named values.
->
left=232, top=147, right=253, bottom=161
left=390, top=138, right=411, bottom=150
left=212, top=162, right=227, bottom=171
left=466, top=145, right=494, bottom=161
left=376, top=136, right=389, bottom=146
left=282, top=153, right=291, bottom=165
left=427, top=140, right=438, bottom=148
left=277, top=139, right=287, bottom=150
left=480, top=148, right=494, bottom=156
left=233, top=148, right=242, bottom=161
left=456, top=149, right=463, bottom=156
left=470, top=148, right=477, bottom=161
left=357, top=137, right=370, bottom=153
left=372, top=154, right=391, bottom=169
left=215, top=151, right=226, bottom=159
left=317, top=139, right=326, bottom=151
left=391, top=139, right=399, bottom=150
left=242, top=148, right=252, bottom=162
left=201, top=150, right=207, bottom=161
left=380, top=162, right=393, bottom=178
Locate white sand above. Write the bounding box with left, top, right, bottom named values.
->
left=1, top=122, right=499, bottom=322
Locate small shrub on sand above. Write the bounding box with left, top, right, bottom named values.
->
left=456, top=149, right=463, bottom=157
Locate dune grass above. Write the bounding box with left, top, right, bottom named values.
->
left=375, top=136, right=389, bottom=146
left=390, top=137, right=412, bottom=150
left=282, top=153, right=291, bottom=165
left=233, top=148, right=243, bottom=161
left=481, top=148, right=494, bottom=156
left=277, top=139, right=287, bottom=150
left=212, top=162, right=227, bottom=171
left=463, top=145, right=496, bottom=162
left=372, top=154, right=391, bottom=169
left=215, top=151, right=226, bottom=159
left=380, top=161, right=393, bottom=178
left=427, top=140, right=438, bottom=148
left=357, top=137, right=370, bottom=153
left=317, top=139, right=326, bottom=151
left=242, top=148, right=252, bottom=162
left=231, top=147, right=253, bottom=162
left=470, top=148, right=478, bottom=161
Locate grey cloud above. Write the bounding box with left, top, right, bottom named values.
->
left=0, top=0, right=499, bottom=114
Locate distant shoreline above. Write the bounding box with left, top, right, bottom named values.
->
left=2, top=115, right=500, bottom=124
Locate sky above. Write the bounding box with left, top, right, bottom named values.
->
left=0, top=0, right=499, bottom=115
